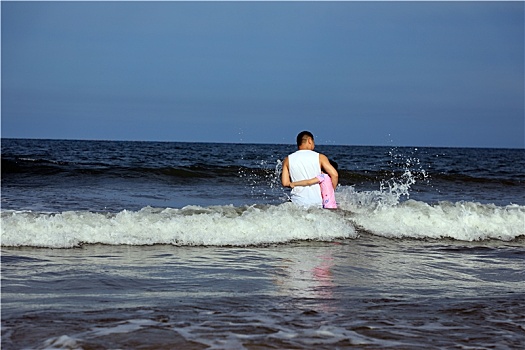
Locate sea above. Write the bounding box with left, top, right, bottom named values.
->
left=1, top=138, right=524, bottom=349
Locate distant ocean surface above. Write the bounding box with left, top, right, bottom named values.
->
left=2, top=138, right=524, bottom=349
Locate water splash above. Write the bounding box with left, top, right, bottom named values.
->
left=238, top=159, right=287, bottom=202
left=380, top=156, right=428, bottom=203
left=338, top=148, right=429, bottom=211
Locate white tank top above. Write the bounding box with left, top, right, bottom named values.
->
left=288, top=150, right=322, bottom=207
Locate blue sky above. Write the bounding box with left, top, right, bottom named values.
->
left=2, top=1, right=524, bottom=148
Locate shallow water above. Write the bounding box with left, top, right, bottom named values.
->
left=2, top=236, right=524, bottom=349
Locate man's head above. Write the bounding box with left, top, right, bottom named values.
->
left=296, top=131, right=315, bottom=149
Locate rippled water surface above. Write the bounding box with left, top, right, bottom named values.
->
left=3, top=236, right=524, bottom=349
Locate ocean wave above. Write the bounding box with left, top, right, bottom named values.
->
left=0, top=204, right=356, bottom=248
left=337, top=187, right=525, bottom=241
left=3, top=157, right=522, bottom=188
left=2, top=198, right=523, bottom=248
left=1, top=158, right=276, bottom=182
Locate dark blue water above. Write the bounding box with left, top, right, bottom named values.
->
left=2, top=139, right=523, bottom=212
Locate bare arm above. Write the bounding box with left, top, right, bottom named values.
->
left=319, top=154, right=339, bottom=189
left=290, top=177, right=320, bottom=189
left=281, top=157, right=292, bottom=187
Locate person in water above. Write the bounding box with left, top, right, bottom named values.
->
left=281, top=131, right=338, bottom=208
left=289, top=159, right=339, bottom=209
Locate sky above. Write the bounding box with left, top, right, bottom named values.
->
left=2, top=1, right=524, bottom=148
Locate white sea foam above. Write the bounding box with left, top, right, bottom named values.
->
left=0, top=203, right=356, bottom=248
left=2, top=163, right=523, bottom=247
left=337, top=186, right=525, bottom=241
left=41, top=335, right=81, bottom=349
left=1, top=192, right=524, bottom=248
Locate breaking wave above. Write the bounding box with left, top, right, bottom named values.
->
left=2, top=197, right=523, bottom=248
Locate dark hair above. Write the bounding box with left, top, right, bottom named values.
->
left=296, top=131, right=314, bottom=147
left=329, top=159, right=338, bottom=171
